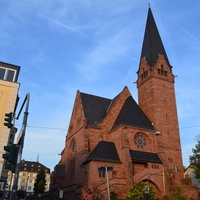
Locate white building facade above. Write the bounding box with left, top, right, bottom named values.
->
left=6, top=160, right=50, bottom=198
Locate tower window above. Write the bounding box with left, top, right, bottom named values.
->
left=158, top=65, right=167, bottom=76
left=141, top=70, right=148, bottom=80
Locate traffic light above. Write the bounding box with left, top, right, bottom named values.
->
left=4, top=112, right=13, bottom=128
left=2, top=144, right=19, bottom=172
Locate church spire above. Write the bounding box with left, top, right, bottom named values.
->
left=140, top=7, right=171, bottom=68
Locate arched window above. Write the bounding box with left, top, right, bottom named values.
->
left=70, top=139, right=76, bottom=153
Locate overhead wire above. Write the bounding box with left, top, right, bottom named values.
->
left=13, top=124, right=200, bottom=131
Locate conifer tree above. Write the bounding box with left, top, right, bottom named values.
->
left=34, top=168, right=46, bottom=195
left=189, top=140, right=200, bottom=179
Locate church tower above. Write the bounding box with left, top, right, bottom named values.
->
left=136, top=8, right=184, bottom=185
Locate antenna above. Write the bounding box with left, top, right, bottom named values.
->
left=37, top=155, right=39, bottom=162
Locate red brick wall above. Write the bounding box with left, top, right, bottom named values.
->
left=137, top=55, right=186, bottom=191
left=53, top=77, right=198, bottom=199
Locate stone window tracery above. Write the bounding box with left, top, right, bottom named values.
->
left=134, top=133, right=146, bottom=148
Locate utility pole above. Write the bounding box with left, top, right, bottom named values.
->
left=10, top=93, right=30, bottom=200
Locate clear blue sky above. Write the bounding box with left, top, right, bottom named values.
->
left=1, top=0, right=200, bottom=171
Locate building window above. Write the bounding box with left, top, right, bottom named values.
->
left=99, top=171, right=105, bottom=177
left=22, top=179, right=25, bottom=183
left=141, top=68, right=148, bottom=80
left=158, top=65, right=167, bottom=77
left=28, top=186, right=32, bottom=191
left=0, top=67, right=16, bottom=82
left=134, top=133, right=146, bottom=148
left=152, top=164, right=159, bottom=169
left=0, top=68, right=6, bottom=79
left=72, top=141, right=76, bottom=152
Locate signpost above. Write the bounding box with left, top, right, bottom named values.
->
left=84, top=193, right=89, bottom=199
left=98, top=166, right=113, bottom=200
left=59, top=190, right=63, bottom=198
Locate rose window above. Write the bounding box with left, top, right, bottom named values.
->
left=134, top=134, right=146, bottom=148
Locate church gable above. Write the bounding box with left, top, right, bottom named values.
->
left=66, top=91, right=87, bottom=138
left=113, top=96, right=154, bottom=130
left=78, top=86, right=154, bottom=131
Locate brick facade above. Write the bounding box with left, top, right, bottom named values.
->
left=50, top=8, right=198, bottom=200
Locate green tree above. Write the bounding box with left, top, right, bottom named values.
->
left=171, top=186, right=187, bottom=200
left=189, top=140, right=200, bottom=179
left=127, top=181, right=157, bottom=200
left=34, top=168, right=46, bottom=195
left=110, top=191, right=118, bottom=200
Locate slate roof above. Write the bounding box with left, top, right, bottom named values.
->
left=20, top=160, right=50, bottom=173
left=130, top=150, right=162, bottom=164
left=82, top=141, right=121, bottom=164
left=80, top=92, right=112, bottom=126
left=113, top=96, right=154, bottom=130
left=140, top=8, right=171, bottom=68
left=80, top=91, right=154, bottom=131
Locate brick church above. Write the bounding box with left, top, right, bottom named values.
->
left=50, top=8, right=198, bottom=200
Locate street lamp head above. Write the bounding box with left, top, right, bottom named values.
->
left=155, top=131, right=161, bottom=135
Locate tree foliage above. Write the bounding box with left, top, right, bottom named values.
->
left=127, top=181, right=157, bottom=200
left=34, top=168, right=46, bottom=195
left=189, top=140, right=200, bottom=179
left=171, top=186, right=187, bottom=200
left=110, top=191, right=118, bottom=200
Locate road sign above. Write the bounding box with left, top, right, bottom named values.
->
left=59, top=190, right=63, bottom=198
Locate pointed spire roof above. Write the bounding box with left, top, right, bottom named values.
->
left=140, top=8, right=171, bottom=68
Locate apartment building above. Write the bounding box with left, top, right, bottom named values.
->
left=0, top=61, right=20, bottom=197
left=6, top=160, right=50, bottom=198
